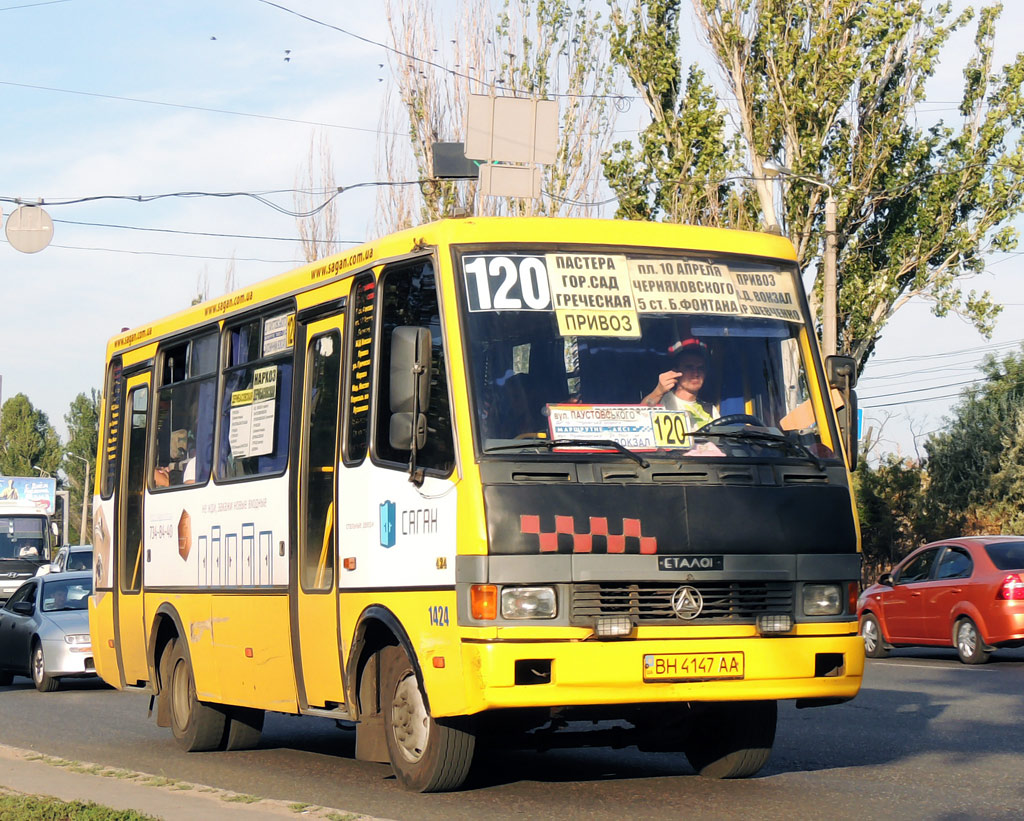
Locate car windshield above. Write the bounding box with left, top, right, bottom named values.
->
left=42, top=578, right=91, bottom=612
left=66, top=549, right=93, bottom=572
left=984, top=542, right=1024, bottom=571
left=0, top=515, right=46, bottom=559
left=459, top=247, right=836, bottom=462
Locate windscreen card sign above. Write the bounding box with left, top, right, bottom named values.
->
left=262, top=313, right=294, bottom=355
left=627, top=259, right=740, bottom=316
left=547, top=405, right=657, bottom=450
left=545, top=253, right=640, bottom=338
left=729, top=269, right=802, bottom=322
left=463, top=254, right=553, bottom=312
left=228, top=366, right=277, bottom=459
left=461, top=252, right=802, bottom=327
left=229, top=389, right=254, bottom=459
left=626, top=259, right=801, bottom=322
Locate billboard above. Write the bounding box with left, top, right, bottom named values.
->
left=0, top=476, right=57, bottom=515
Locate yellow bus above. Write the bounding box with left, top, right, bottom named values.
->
left=90, top=217, right=863, bottom=791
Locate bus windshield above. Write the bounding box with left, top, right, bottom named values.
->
left=458, top=247, right=836, bottom=462
left=0, top=515, right=47, bottom=560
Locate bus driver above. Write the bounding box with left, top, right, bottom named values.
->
left=642, top=338, right=715, bottom=429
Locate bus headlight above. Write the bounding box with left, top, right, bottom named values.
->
left=500, top=586, right=557, bottom=619
left=803, top=584, right=843, bottom=615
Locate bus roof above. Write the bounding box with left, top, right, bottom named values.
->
left=104, top=216, right=798, bottom=359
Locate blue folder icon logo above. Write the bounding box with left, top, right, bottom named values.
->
left=379, top=500, right=396, bottom=548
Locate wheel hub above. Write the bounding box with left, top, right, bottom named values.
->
left=391, top=672, right=429, bottom=763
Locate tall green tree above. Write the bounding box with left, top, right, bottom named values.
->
left=990, top=406, right=1024, bottom=534
left=854, top=455, right=935, bottom=582
left=605, top=1, right=1024, bottom=370
left=0, top=393, right=62, bottom=477
left=924, top=346, right=1024, bottom=533
left=63, top=390, right=100, bottom=545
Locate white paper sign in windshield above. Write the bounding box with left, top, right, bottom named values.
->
left=462, top=252, right=802, bottom=329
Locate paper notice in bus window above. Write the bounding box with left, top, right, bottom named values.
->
left=728, top=270, right=802, bottom=322
left=229, top=395, right=252, bottom=459
left=627, top=258, right=741, bottom=316
left=545, top=253, right=640, bottom=338
left=263, top=313, right=293, bottom=355
left=547, top=404, right=658, bottom=450
left=252, top=366, right=277, bottom=402
left=249, top=399, right=276, bottom=457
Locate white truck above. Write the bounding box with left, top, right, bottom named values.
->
left=0, top=476, right=57, bottom=602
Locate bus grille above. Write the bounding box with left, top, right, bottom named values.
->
left=569, top=581, right=793, bottom=625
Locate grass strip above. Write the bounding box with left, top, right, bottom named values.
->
left=0, top=791, right=159, bottom=820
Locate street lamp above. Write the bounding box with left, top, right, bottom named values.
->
left=763, top=159, right=838, bottom=358
left=65, top=453, right=91, bottom=545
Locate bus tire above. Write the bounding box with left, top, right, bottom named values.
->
left=683, top=700, right=776, bottom=779
left=167, top=639, right=225, bottom=752
left=223, top=706, right=265, bottom=751
left=380, top=645, right=475, bottom=792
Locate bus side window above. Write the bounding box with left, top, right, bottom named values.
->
left=373, top=260, right=455, bottom=475
left=218, top=309, right=295, bottom=480
left=344, top=273, right=375, bottom=466
left=151, top=332, right=217, bottom=490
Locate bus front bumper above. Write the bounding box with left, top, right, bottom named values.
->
left=456, top=632, right=864, bottom=714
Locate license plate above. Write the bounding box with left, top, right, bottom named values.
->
left=643, top=652, right=745, bottom=682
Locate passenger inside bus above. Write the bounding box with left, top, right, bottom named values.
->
left=154, top=428, right=195, bottom=487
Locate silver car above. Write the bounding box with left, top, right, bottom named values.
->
left=0, top=571, right=95, bottom=691
left=35, top=544, right=94, bottom=577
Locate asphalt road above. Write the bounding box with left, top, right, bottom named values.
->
left=2, top=647, right=1023, bottom=820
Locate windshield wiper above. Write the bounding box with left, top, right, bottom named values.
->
left=693, top=429, right=826, bottom=471
left=485, top=438, right=650, bottom=469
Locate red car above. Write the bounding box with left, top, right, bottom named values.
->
left=857, top=536, right=1024, bottom=664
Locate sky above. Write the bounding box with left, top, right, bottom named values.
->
left=0, top=0, right=1021, bottom=465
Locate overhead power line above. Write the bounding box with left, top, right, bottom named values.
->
left=0, top=79, right=401, bottom=136
left=0, top=236, right=303, bottom=264
left=52, top=218, right=363, bottom=245
left=0, top=0, right=75, bottom=9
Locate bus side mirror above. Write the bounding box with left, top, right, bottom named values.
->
left=826, top=354, right=859, bottom=471
left=389, top=326, right=432, bottom=451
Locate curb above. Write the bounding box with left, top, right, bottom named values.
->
left=0, top=743, right=387, bottom=821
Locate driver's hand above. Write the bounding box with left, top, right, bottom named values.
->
left=657, top=370, right=681, bottom=395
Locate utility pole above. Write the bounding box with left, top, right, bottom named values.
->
left=66, top=453, right=91, bottom=544
left=823, top=193, right=837, bottom=357
left=763, top=159, right=838, bottom=357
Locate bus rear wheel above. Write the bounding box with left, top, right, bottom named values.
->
left=380, top=645, right=475, bottom=792
left=683, top=700, right=777, bottom=779
left=167, top=639, right=225, bottom=752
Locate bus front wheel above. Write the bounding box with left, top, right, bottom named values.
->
left=380, top=645, right=475, bottom=792
left=683, top=700, right=776, bottom=779
left=167, top=639, right=226, bottom=752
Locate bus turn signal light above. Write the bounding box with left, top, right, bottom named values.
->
left=471, top=584, right=497, bottom=619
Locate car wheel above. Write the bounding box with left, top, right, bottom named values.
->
left=31, top=641, right=59, bottom=692
left=381, top=645, right=475, bottom=792
left=955, top=618, right=991, bottom=664
left=167, top=639, right=226, bottom=751
left=860, top=613, right=889, bottom=658
left=682, top=700, right=777, bottom=779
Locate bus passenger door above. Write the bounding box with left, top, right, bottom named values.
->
left=116, top=378, right=151, bottom=686
left=293, top=318, right=346, bottom=709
